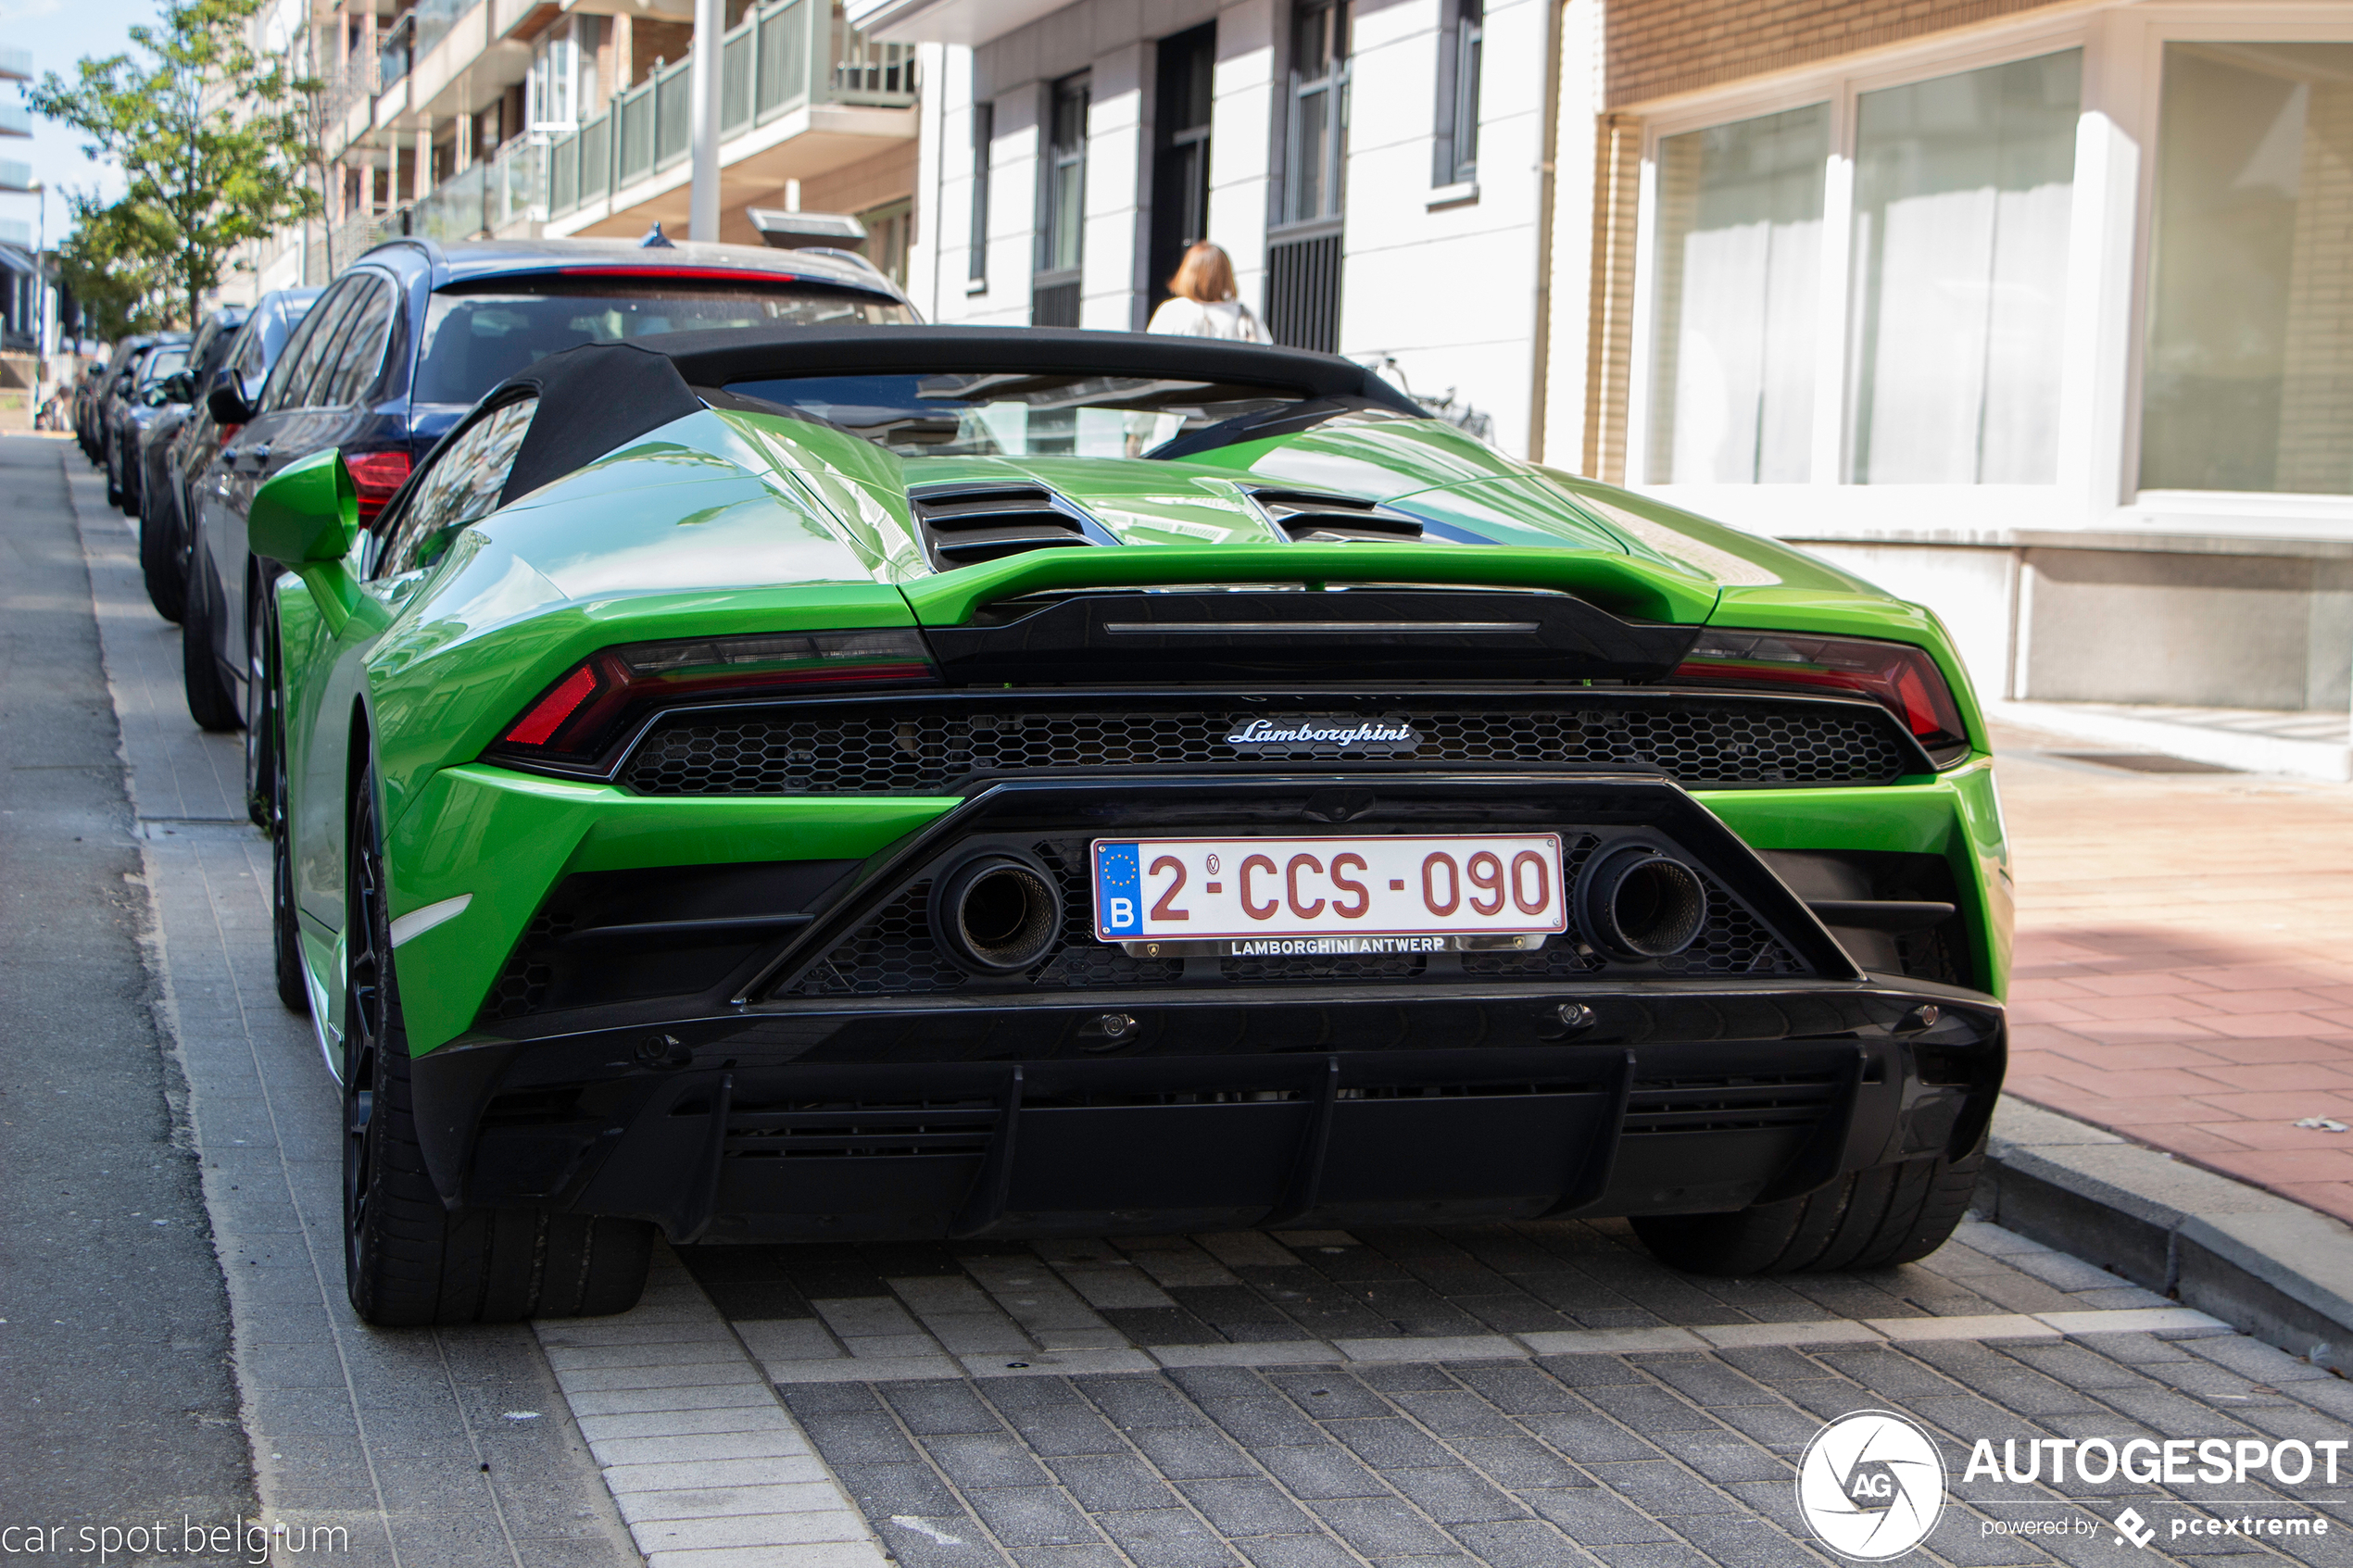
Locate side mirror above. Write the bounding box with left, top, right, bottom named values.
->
left=161, top=370, right=195, bottom=403
left=206, top=369, right=255, bottom=427
left=250, top=447, right=359, bottom=566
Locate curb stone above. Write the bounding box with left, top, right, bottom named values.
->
left=1976, top=1095, right=2353, bottom=1374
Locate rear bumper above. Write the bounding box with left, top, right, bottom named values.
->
left=409, top=977, right=2003, bottom=1243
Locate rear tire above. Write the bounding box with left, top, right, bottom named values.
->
left=141, top=483, right=187, bottom=623
left=181, top=570, right=241, bottom=732
left=343, top=763, right=652, bottom=1326
left=1629, top=1132, right=1986, bottom=1276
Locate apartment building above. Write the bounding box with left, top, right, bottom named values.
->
left=247, top=0, right=924, bottom=292
left=866, top=0, right=1542, bottom=451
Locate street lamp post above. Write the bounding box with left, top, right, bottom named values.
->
left=687, top=0, right=720, bottom=242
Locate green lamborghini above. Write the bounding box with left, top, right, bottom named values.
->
left=246, top=325, right=2010, bottom=1325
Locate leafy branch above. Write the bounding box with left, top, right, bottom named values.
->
left=29, top=0, right=321, bottom=327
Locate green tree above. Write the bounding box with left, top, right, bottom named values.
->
left=30, top=0, right=321, bottom=329
left=57, top=194, right=176, bottom=339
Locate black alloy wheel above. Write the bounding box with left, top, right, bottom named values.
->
left=343, top=761, right=653, bottom=1326
left=343, top=770, right=390, bottom=1305
left=260, top=604, right=307, bottom=1014
left=245, top=592, right=278, bottom=827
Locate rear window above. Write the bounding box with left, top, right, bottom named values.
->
left=139, top=348, right=188, bottom=385
left=719, top=372, right=1314, bottom=458
left=415, top=277, right=913, bottom=406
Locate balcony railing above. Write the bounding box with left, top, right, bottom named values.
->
left=409, top=0, right=485, bottom=66
left=547, top=0, right=915, bottom=220
left=410, top=135, right=547, bottom=243
left=0, top=103, right=31, bottom=138
left=377, top=12, right=415, bottom=89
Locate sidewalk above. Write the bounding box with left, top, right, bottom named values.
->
left=1995, top=722, right=2353, bottom=1225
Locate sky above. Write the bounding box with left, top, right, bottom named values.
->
left=4, top=0, right=162, bottom=248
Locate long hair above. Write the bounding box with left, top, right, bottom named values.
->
left=1166, top=242, right=1238, bottom=303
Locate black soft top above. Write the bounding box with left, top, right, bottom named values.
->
left=484, top=326, right=1421, bottom=506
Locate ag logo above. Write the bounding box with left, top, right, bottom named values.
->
left=1796, top=1411, right=1945, bottom=1560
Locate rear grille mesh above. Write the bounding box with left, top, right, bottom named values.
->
left=623, top=700, right=1912, bottom=796
left=777, top=834, right=1801, bottom=999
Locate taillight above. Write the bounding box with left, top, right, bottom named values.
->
left=1674, top=629, right=1971, bottom=765
left=345, top=450, right=412, bottom=527
left=487, top=629, right=937, bottom=770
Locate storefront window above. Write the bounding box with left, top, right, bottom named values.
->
left=1646, top=105, right=1827, bottom=483
left=2142, top=43, right=2353, bottom=495
left=1846, top=50, right=2080, bottom=484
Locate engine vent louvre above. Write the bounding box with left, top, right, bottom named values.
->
left=1247, top=487, right=1427, bottom=544
left=910, top=483, right=1101, bottom=570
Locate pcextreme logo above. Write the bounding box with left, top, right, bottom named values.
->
left=1796, top=1411, right=1946, bottom=1560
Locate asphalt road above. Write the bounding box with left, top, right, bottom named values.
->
left=0, top=440, right=256, bottom=1547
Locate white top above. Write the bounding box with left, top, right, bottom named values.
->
left=1146, top=295, right=1270, bottom=344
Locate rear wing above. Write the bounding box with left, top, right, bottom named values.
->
left=898, top=543, right=1722, bottom=629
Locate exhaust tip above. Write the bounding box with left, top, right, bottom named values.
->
left=930, top=853, right=1063, bottom=972
left=1580, top=846, right=1709, bottom=960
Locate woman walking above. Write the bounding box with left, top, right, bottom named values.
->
left=1147, top=243, right=1269, bottom=343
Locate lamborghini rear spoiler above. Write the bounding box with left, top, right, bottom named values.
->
left=898, top=544, right=1723, bottom=628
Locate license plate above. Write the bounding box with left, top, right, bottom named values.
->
left=1091, top=834, right=1567, bottom=954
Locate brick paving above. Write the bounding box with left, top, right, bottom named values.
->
left=1996, top=727, right=2353, bottom=1224
left=686, top=1221, right=2353, bottom=1567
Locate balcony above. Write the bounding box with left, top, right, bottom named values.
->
left=0, top=103, right=30, bottom=138
left=547, top=0, right=914, bottom=233
left=0, top=46, right=31, bottom=82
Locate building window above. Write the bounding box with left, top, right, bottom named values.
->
left=1432, top=0, right=1480, bottom=187
left=1646, top=105, right=1826, bottom=483
left=527, top=19, right=599, bottom=132
left=1846, top=50, right=2081, bottom=484
left=862, top=198, right=912, bottom=290
left=1283, top=0, right=1347, bottom=226
left=1150, top=23, right=1216, bottom=314
left=1035, top=72, right=1088, bottom=326
left=2142, top=42, right=2353, bottom=495
left=968, top=101, right=992, bottom=284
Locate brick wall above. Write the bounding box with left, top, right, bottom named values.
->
left=1604, top=0, right=2069, bottom=107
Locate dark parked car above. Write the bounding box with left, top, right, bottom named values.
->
left=72, top=358, right=110, bottom=460
left=94, top=335, right=183, bottom=489
left=182, top=235, right=916, bottom=747
left=106, top=343, right=192, bottom=512
left=123, top=306, right=246, bottom=523
left=141, top=293, right=314, bottom=622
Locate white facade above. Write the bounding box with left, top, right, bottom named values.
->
left=887, top=0, right=1554, bottom=458
left=1584, top=4, right=2353, bottom=716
